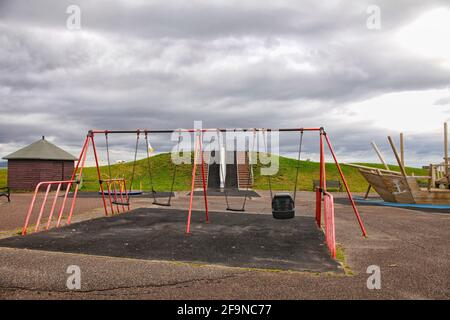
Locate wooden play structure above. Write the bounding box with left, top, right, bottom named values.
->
left=349, top=123, right=450, bottom=205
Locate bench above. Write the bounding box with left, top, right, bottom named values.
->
left=0, top=187, right=10, bottom=202
left=312, top=180, right=343, bottom=192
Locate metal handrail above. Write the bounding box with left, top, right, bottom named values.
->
left=22, top=179, right=78, bottom=235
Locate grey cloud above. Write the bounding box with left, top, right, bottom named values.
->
left=0, top=0, right=449, bottom=166
left=435, top=97, right=450, bottom=106
left=1, top=0, right=448, bottom=40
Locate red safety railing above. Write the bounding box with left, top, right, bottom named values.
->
left=323, top=191, right=336, bottom=258
left=101, top=178, right=131, bottom=214
left=22, top=180, right=79, bottom=235
left=22, top=133, right=90, bottom=235
left=315, top=188, right=322, bottom=227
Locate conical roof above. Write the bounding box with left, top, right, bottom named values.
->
left=3, top=137, right=77, bottom=161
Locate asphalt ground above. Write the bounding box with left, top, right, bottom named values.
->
left=0, top=191, right=448, bottom=299
left=0, top=208, right=340, bottom=273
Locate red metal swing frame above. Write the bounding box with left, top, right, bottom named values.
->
left=22, top=127, right=367, bottom=256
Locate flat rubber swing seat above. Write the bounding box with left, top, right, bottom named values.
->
left=152, top=201, right=171, bottom=207
left=112, top=201, right=130, bottom=206
left=99, top=190, right=143, bottom=196
left=272, top=193, right=295, bottom=219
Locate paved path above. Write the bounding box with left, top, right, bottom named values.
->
left=0, top=191, right=448, bottom=299
left=0, top=209, right=340, bottom=273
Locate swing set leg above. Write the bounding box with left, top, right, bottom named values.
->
left=315, top=187, right=322, bottom=227
left=316, top=130, right=326, bottom=227
left=91, top=134, right=109, bottom=216
left=186, top=137, right=198, bottom=234
left=186, top=134, right=209, bottom=234
left=199, top=134, right=209, bottom=222
left=324, top=133, right=367, bottom=237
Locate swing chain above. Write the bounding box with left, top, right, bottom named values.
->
left=217, top=128, right=256, bottom=212
left=145, top=129, right=181, bottom=206
left=293, top=129, right=304, bottom=206
left=128, top=130, right=140, bottom=193
left=105, top=132, right=112, bottom=180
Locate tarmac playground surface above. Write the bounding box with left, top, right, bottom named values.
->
left=0, top=191, right=449, bottom=299
left=0, top=209, right=339, bottom=273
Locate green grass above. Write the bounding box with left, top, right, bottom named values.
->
left=79, top=154, right=195, bottom=192
left=253, top=156, right=427, bottom=192
left=0, top=169, right=6, bottom=188
left=0, top=153, right=427, bottom=193
left=335, top=244, right=353, bottom=275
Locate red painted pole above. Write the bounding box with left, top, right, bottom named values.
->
left=323, top=191, right=336, bottom=258
left=67, top=137, right=90, bottom=225
left=56, top=136, right=90, bottom=226
left=22, top=183, right=42, bottom=235
left=199, top=133, right=209, bottom=222
left=46, top=182, right=62, bottom=230
left=90, top=133, right=109, bottom=216
left=70, top=136, right=89, bottom=181
left=324, top=133, right=367, bottom=237
left=112, top=180, right=121, bottom=213
left=34, top=184, right=52, bottom=232
left=316, top=131, right=326, bottom=227
left=56, top=182, right=72, bottom=228
left=315, top=188, right=322, bottom=227
left=23, top=181, right=78, bottom=234
left=186, top=134, right=200, bottom=234
left=117, top=181, right=124, bottom=212
left=319, top=133, right=323, bottom=191
left=105, top=180, right=115, bottom=215
left=90, top=128, right=323, bottom=135
left=320, top=130, right=327, bottom=192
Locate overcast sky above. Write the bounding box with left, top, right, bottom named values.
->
left=1, top=0, right=450, bottom=166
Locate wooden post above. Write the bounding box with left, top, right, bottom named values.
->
left=371, top=142, right=390, bottom=170
left=324, top=133, right=367, bottom=237
left=388, top=136, right=408, bottom=177
left=400, top=133, right=405, bottom=168
left=364, top=185, right=372, bottom=199
left=429, top=164, right=435, bottom=191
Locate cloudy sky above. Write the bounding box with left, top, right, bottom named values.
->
left=1, top=0, right=450, bottom=166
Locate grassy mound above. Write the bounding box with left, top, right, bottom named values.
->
left=0, top=153, right=427, bottom=192
left=79, top=153, right=427, bottom=192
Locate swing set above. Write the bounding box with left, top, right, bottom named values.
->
left=22, top=126, right=367, bottom=257
left=102, top=129, right=182, bottom=206
left=214, top=128, right=303, bottom=218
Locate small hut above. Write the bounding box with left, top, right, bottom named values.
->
left=3, top=136, right=77, bottom=190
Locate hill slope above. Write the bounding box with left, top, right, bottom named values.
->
left=0, top=153, right=427, bottom=192
left=79, top=153, right=427, bottom=192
